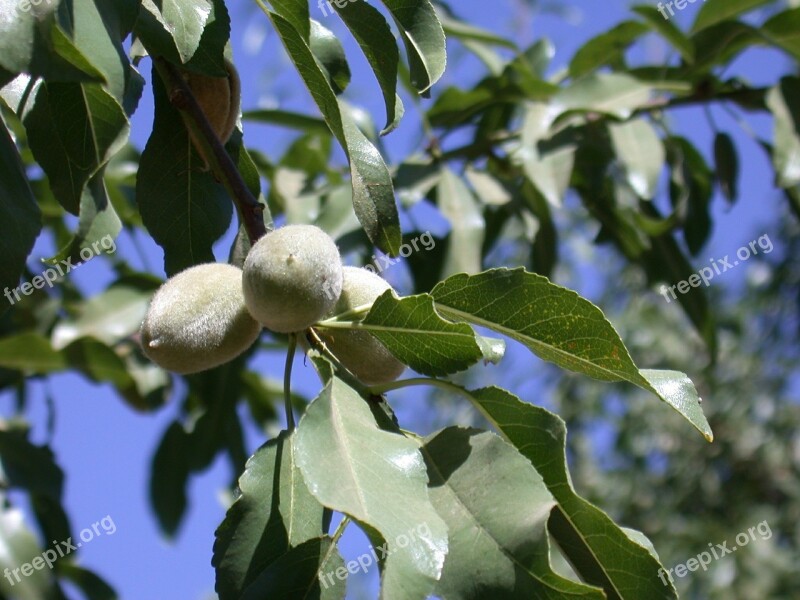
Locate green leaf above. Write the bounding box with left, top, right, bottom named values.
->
left=666, top=136, right=712, bottom=254
left=379, top=0, right=447, bottom=93
left=136, top=65, right=232, bottom=275
left=57, top=563, right=117, bottom=600
left=268, top=11, right=401, bottom=255
left=24, top=82, right=129, bottom=215
left=0, top=426, right=73, bottom=546
left=348, top=290, right=485, bottom=377
left=437, top=10, right=517, bottom=49
left=240, top=537, right=345, bottom=600
left=269, top=0, right=311, bottom=41
left=464, top=168, right=511, bottom=206
left=635, top=206, right=717, bottom=355
left=516, top=103, right=576, bottom=208
left=766, top=77, right=800, bottom=188
left=242, top=108, right=329, bottom=133
left=63, top=338, right=153, bottom=407
left=430, top=269, right=713, bottom=440
left=713, top=132, right=739, bottom=203
left=51, top=285, right=152, bottom=350
left=310, top=20, right=351, bottom=94
left=330, top=0, right=404, bottom=133
left=67, top=0, right=139, bottom=104
left=0, top=332, right=66, bottom=373
left=394, top=157, right=441, bottom=206
left=0, top=0, right=105, bottom=82
left=690, top=21, right=760, bottom=72
left=0, top=428, right=64, bottom=500
left=0, top=504, right=52, bottom=597
left=551, top=73, right=653, bottom=120
left=0, top=118, right=41, bottom=319
left=437, top=167, right=484, bottom=277
left=422, top=427, right=604, bottom=599
left=691, top=0, right=772, bottom=33
left=463, top=386, right=679, bottom=600
left=213, top=431, right=327, bottom=599
left=44, top=170, right=122, bottom=267
left=475, top=335, right=506, bottom=365
left=609, top=118, right=664, bottom=200
left=150, top=422, right=191, bottom=537
left=569, top=21, right=648, bottom=78
left=136, top=0, right=214, bottom=66
left=293, top=376, right=449, bottom=599
left=761, top=8, right=800, bottom=60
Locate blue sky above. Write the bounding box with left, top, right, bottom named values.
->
left=0, top=1, right=790, bottom=598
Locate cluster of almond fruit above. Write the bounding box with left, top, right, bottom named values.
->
left=139, top=225, right=404, bottom=385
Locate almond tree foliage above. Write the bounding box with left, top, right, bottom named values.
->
left=0, top=0, right=797, bottom=598
left=551, top=222, right=800, bottom=600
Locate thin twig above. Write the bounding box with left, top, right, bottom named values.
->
left=152, top=57, right=268, bottom=245
left=284, top=333, right=297, bottom=431
left=436, top=86, right=769, bottom=162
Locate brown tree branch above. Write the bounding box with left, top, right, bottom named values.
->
left=435, top=86, right=769, bottom=162
left=153, top=57, right=269, bottom=245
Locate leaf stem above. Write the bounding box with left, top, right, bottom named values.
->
left=284, top=333, right=297, bottom=431
left=152, top=57, right=269, bottom=245
left=314, top=303, right=373, bottom=328
left=368, top=376, right=464, bottom=397
left=305, top=328, right=375, bottom=399
left=330, top=515, right=351, bottom=542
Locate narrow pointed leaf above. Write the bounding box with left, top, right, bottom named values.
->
left=422, top=427, right=604, bottom=599
left=136, top=66, right=232, bottom=275
left=609, top=118, right=664, bottom=200
left=268, top=11, right=401, bottom=255
left=293, top=376, right=449, bottom=600
left=310, top=20, right=351, bottom=94
left=431, top=269, right=712, bottom=440
left=761, top=8, right=800, bottom=61
left=437, top=168, right=484, bottom=277
left=213, top=431, right=328, bottom=599
left=0, top=119, right=41, bottom=319
left=239, top=536, right=345, bottom=600
left=0, top=0, right=104, bottom=82
left=379, top=0, right=447, bottom=93
left=355, top=290, right=484, bottom=376
left=43, top=170, right=122, bottom=267
left=552, top=74, right=653, bottom=120
left=691, top=0, right=772, bottom=33
left=24, top=82, right=129, bottom=215
left=330, top=0, right=404, bottom=133
left=569, top=21, right=648, bottom=78
left=461, top=386, right=679, bottom=600
left=713, top=132, right=739, bottom=202
left=766, top=77, right=800, bottom=188
left=0, top=333, right=66, bottom=373
left=136, top=0, right=213, bottom=65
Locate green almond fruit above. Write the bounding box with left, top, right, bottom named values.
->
left=140, top=263, right=260, bottom=374
left=242, top=225, right=343, bottom=333
left=320, top=266, right=405, bottom=385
